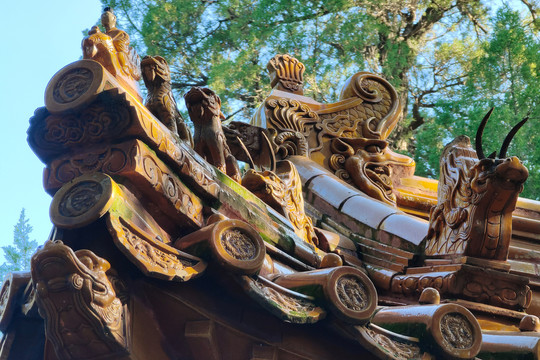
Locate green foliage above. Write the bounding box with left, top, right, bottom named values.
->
left=103, top=0, right=488, bottom=117
left=414, top=7, right=540, bottom=199
left=0, top=209, right=39, bottom=280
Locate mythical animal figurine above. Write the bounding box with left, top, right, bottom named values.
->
left=82, top=26, right=122, bottom=76
left=184, top=87, right=241, bottom=182
left=242, top=160, right=318, bottom=246
left=141, top=55, right=194, bottom=146
left=425, top=109, right=529, bottom=261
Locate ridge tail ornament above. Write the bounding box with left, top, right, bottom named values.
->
left=425, top=109, right=529, bottom=260
left=141, top=55, right=194, bottom=146
left=254, top=54, right=415, bottom=206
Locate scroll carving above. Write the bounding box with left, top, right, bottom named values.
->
left=31, top=241, right=130, bottom=360
left=107, top=215, right=206, bottom=282
left=458, top=269, right=531, bottom=309
left=242, top=160, right=318, bottom=246
left=391, top=272, right=457, bottom=299
left=337, top=72, right=400, bottom=140
left=46, top=147, right=128, bottom=187
left=140, top=153, right=203, bottom=226
left=28, top=97, right=135, bottom=159
left=426, top=111, right=529, bottom=260
left=391, top=267, right=531, bottom=310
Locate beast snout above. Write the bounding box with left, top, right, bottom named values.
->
left=184, top=87, right=207, bottom=104
left=184, top=87, right=225, bottom=119
left=496, top=156, right=529, bottom=184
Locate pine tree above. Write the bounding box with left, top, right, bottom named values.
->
left=0, top=209, right=39, bottom=280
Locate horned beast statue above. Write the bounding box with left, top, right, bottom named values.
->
left=425, top=109, right=529, bottom=261
left=141, top=55, right=194, bottom=146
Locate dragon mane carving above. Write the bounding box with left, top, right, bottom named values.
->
left=242, top=160, right=318, bottom=246
left=31, top=240, right=129, bottom=360
left=425, top=110, right=529, bottom=260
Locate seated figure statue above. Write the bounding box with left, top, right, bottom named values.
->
left=100, top=7, right=141, bottom=81
left=82, top=7, right=141, bottom=95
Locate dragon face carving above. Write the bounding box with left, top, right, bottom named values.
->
left=31, top=241, right=129, bottom=359
left=426, top=111, right=529, bottom=261
left=329, top=137, right=414, bottom=205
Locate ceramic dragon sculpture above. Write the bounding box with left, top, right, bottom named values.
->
left=425, top=109, right=529, bottom=261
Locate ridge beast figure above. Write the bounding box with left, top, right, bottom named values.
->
left=141, top=55, right=194, bottom=146
left=425, top=109, right=529, bottom=261
left=184, top=87, right=241, bottom=182
left=242, top=160, right=318, bottom=246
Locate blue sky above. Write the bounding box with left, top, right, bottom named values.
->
left=0, top=0, right=102, bottom=253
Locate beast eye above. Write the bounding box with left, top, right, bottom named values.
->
left=365, top=145, right=381, bottom=153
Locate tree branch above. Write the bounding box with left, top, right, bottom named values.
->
left=223, top=106, right=248, bottom=121
left=520, top=0, right=539, bottom=27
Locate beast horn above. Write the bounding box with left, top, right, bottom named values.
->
left=475, top=108, right=494, bottom=160
left=498, top=116, right=529, bottom=159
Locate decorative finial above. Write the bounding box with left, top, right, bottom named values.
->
left=266, top=54, right=305, bottom=95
